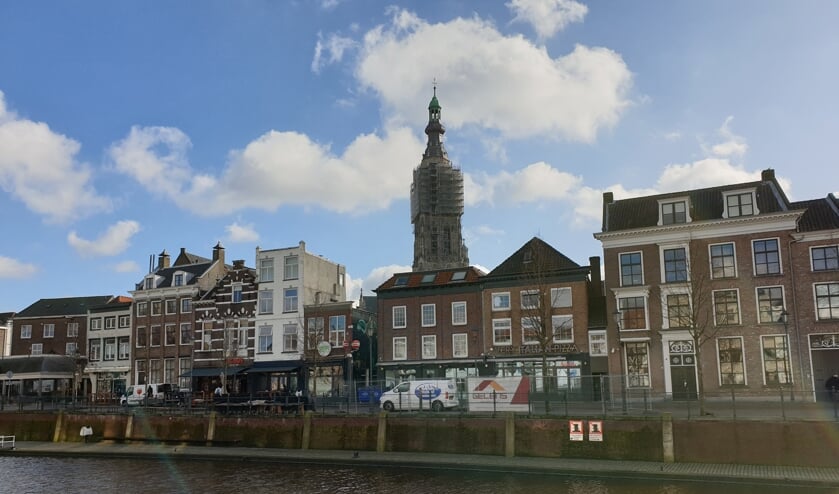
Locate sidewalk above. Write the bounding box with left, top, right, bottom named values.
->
left=5, top=441, right=839, bottom=487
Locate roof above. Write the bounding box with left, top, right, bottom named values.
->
left=375, top=266, right=484, bottom=292
left=601, top=169, right=793, bottom=233
left=16, top=295, right=115, bottom=318
left=0, top=312, right=14, bottom=324
left=486, top=237, right=582, bottom=279
left=792, top=194, right=839, bottom=232
left=0, top=355, right=76, bottom=376
left=136, top=262, right=213, bottom=290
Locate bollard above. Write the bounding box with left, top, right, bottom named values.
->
left=731, top=386, right=737, bottom=420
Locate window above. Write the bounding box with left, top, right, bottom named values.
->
left=283, top=288, right=298, bottom=313
left=90, top=318, right=102, bottom=331
left=165, top=324, right=176, bottom=346
left=753, top=239, right=781, bottom=275
left=491, top=292, right=511, bottom=311
left=258, top=325, right=273, bottom=353
left=663, top=247, right=687, bottom=283
left=713, top=290, right=740, bottom=325
left=666, top=293, right=691, bottom=328
left=551, top=287, right=572, bottom=308
left=329, top=315, right=346, bottom=347
left=135, top=360, right=147, bottom=386
left=522, top=317, right=540, bottom=344
left=105, top=317, right=116, bottom=330
left=451, top=302, right=467, bottom=325
left=452, top=334, right=468, bottom=358
left=232, top=285, right=243, bottom=303
left=67, top=322, right=79, bottom=338
left=104, top=338, right=116, bottom=361
left=199, top=322, right=212, bottom=351
left=149, top=359, right=161, bottom=383
left=421, top=304, right=436, bottom=327
left=164, top=359, right=175, bottom=384
left=393, top=337, right=407, bottom=360
left=762, top=335, right=791, bottom=385
left=451, top=271, right=467, bottom=281
left=118, top=337, right=130, bottom=360
left=421, top=273, right=436, bottom=283
left=718, top=337, right=745, bottom=385
left=179, top=358, right=191, bottom=388
left=20, top=325, right=31, bottom=339
left=136, top=302, right=148, bottom=317
left=173, top=273, right=184, bottom=286
left=626, top=342, right=650, bottom=388
left=144, top=277, right=155, bottom=290
left=259, top=290, right=273, bottom=314
left=308, top=317, right=324, bottom=339
left=259, top=258, right=274, bottom=282
left=618, top=297, right=647, bottom=330
left=136, top=327, right=147, bottom=347
left=180, top=323, right=192, bottom=345
left=283, top=324, right=298, bottom=353
left=284, top=255, right=298, bottom=280
left=757, top=286, right=785, bottom=324
left=725, top=191, right=755, bottom=217
left=31, top=343, right=43, bottom=355
left=552, top=315, right=573, bottom=343
left=710, top=243, right=737, bottom=279
left=165, top=299, right=177, bottom=314
left=150, top=325, right=161, bottom=346
left=151, top=301, right=162, bottom=316
left=661, top=200, right=687, bottom=225
left=492, top=318, right=512, bottom=345
left=180, top=298, right=192, bottom=313
left=816, top=283, right=839, bottom=320
left=588, top=331, right=607, bottom=357
left=65, top=342, right=77, bottom=355
left=620, top=252, right=643, bottom=286
left=521, top=290, right=540, bottom=310
left=392, top=306, right=406, bottom=329
left=118, top=315, right=130, bottom=328
left=89, top=339, right=102, bottom=361
left=394, top=276, right=409, bottom=287
left=812, top=246, right=839, bottom=271
left=43, top=324, right=54, bottom=338
left=422, top=335, right=437, bottom=359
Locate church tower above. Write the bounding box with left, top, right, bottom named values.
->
left=411, top=87, right=469, bottom=271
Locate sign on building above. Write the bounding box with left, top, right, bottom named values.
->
left=569, top=420, right=584, bottom=441
left=466, top=376, right=530, bottom=412
left=589, top=420, right=603, bottom=441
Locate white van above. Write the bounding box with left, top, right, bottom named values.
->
left=380, top=380, right=459, bottom=412
left=121, top=383, right=177, bottom=406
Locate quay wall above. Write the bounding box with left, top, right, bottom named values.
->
left=1, top=411, right=838, bottom=467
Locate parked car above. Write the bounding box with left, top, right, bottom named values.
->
left=380, top=380, right=459, bottom=412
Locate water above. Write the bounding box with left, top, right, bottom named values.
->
left=0, top=456, right=833, bottom=494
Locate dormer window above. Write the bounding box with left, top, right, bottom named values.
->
left=723, top=189, right=758, bottom=218
left=173, top=273, right=184, bottom=286
left=144, top=277, right=155, bottom=290
left=657, top=197, right=691, bottom=225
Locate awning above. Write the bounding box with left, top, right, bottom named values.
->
left=245, top=361, right=301, bottom=374
left=181, top=366, right=247, bottom=378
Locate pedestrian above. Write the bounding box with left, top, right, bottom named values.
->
left=825, top=374, right=839, bottom=400
left=214, top=385, right=223, bottom=397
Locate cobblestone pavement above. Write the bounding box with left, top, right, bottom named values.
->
left=4, top=441, right=839, bottom=488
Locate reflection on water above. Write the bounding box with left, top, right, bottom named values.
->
left=0, top=456, right=833, bottom=494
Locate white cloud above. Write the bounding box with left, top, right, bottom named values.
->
left=226, top=221, right=260, bottom=243
left=113, top=260, right=140, bottom=273
left=347, top=263, right=413, bottom=303
left=320, top=0, right=341, bottom=10
left=0, top=91, right=111, bottom=224
left=708, top=116, right=748, bottom=158
left=67, top=220, right=141, bottom=257
left=312, top=32, right=357, bottom=73
left=465, top=162, right=582, bottom=206
left=507, top=0, right=588, bottom=39
left=473, top=225, right=505, bottom=236
left=355, top=9, right=632, bottom=142
left=110, top=126, right=424, bottom=216
left=656, top=159, right=759, bottom=192
left=0, top=255, right=37, bottom=279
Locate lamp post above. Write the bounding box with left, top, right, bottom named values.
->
left=780, top=309, right=794, bottom=401
left=613, top=309, right=627, bottom=414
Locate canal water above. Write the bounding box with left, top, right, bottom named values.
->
left=0, top=456, right=833, bottom=493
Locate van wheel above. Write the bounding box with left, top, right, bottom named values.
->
left=432, top=401, right=443, bottom=412
left=383, top=401, right=395, bottom=412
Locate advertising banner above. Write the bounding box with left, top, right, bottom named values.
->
left=466, top=376, right=530, bottom=412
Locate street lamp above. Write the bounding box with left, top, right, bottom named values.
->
left=613, top=309, right=627, bottom=414
left=780, top=309, right=794, bottom=401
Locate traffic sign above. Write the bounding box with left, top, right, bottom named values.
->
left=351, top=339, right=360, bottom=351
left=342, top=340, right=349, bottom=349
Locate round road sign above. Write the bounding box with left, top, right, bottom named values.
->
left=351, top=339, right=361, bottom=351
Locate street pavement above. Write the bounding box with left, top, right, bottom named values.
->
left=3, top=440, right=839, bottom=488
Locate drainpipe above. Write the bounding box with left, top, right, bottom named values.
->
left=787, top=236, right=808, bottom=400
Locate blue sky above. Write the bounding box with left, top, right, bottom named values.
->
left=2, top=1, right=838, bottom=313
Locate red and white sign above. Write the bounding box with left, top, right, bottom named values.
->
left=589, top=420, right=603, bottom=442
left=351, top=339, right=361, bottom=351
left=342, top=340, right=349, bottom=349
left=569, top=420, right=584, bottom=441
left=466, top=376, right=531, bottom=412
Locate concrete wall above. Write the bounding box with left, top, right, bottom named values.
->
left=2, top=412, right=838, bottom=467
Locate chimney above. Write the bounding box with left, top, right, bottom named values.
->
left=589, top=256, right=602, bottom=297
left=213, top=242, right=225, bottom=266
left=761, top=168, right=775, bottom=181
left=602, top=192, right=614, bottom=232
left=233, top=259, right=245, bottom=269
left=158, top=250, right=170, bottom=270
